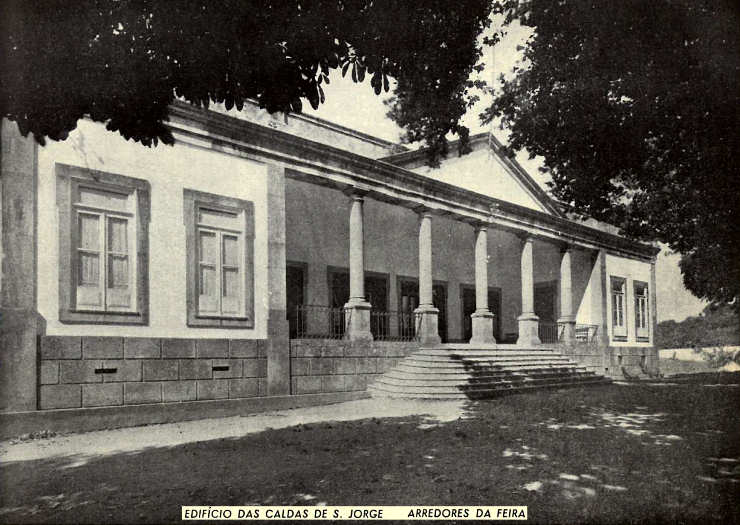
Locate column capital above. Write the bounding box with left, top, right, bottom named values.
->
left=470, top=219, right=491, bottom=232
left=516, top=231, right=536, bottom=244
left=341, top=187, right=370, bottom=200
left=558, top=241, right=576, bottom=254
left=411, top=204, right=436, bottom=218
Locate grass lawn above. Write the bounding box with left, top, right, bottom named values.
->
left=1, top=373, right=738, bottom=524
left=658, top=358, right=729, bottom=376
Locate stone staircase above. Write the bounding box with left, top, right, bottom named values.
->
left=368, top=345, right=611, bottom=399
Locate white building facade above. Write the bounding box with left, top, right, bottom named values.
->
left=0, top=101, right=658, bottom=429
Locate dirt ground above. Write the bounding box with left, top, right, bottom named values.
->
left=1, top=373, right=738, bottom=524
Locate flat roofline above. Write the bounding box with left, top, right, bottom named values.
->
left=242, top=99, right=406, bottom=152
left=167, top=101, right=659, bottom=261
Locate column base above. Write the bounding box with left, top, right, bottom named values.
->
left=517, top=313, right=541, bottom=346
left=414, top=305, right=441, bottom=346
left=344, top=301, right=373, bottom=342
left=469, top=311, right=497, bottom=345
left=557, top=316, right=576, bottom=343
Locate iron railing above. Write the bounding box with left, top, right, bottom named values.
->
left=538, top=321, right=560, bottom=344
left=371, top=310, right=420, bottom=341
left=293, top=304, right=348, bottom=339
left=575, top=324, right=599, bottom=342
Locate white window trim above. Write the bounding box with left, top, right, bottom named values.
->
left=72, top=182, right=138, bottom=313
left=195, top=205, right=247, bottom=319
left=610, top=276, right=628, bottom=340
left=634, top=281, right=650, bottom=340
left=183, top=189, right=254, bottom=329
left=56, top=163, right=150, bottom=325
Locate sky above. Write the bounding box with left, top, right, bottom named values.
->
left=302, top=20, right=707, bottom=322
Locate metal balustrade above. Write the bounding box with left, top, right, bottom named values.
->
left=575, top=324, right=599, bottom=342
left=538, top=321, right=560, bottom=344
left=371, top=310, right=420, bottom=341
left=293, top=304, right=348, bottom=339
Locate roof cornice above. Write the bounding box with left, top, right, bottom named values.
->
left=166, top=101, right=659, bottom=260
left=380, top=132, right=563, bottom=217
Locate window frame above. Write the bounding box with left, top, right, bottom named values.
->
left=183, top=189, right=254, bottom=328
left=610, top=276, right=628, bottom=341
left=56, top=164, right=150, bottom=325
left=634, top=280, right=650, bottom=342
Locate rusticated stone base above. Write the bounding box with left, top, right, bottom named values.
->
left=290, top=339, right=419, bottom=394
left=37, top=336, right=267, bottom=410
left=553, top=340, right=659, bottom=378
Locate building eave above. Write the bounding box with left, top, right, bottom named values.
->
left=167, top=101, right=658, bottom=261
left=380, top=132, right=564, bottom=218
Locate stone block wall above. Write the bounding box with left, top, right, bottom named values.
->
left=555, top=341, right=659, bottom=378
left=555, top=341, right=607, bottom=374
left=290, top=339, right=418, bottom=394
left=606, top=346, right=660, bottom=377
left=38, top=336, right=267, bottom=410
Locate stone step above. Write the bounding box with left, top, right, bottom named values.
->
left=374, top=374, right=598, bottom=388
left=390, top=363, right=589, bottom=373
left=429, top=344, right=559, bottom=351
left=368, top=377, right=610, bottom=399
left=416, top=349, right=562, bottom=357
left=383, top=368, right=596, bottom=383
left=405, top=354, right=573, bottom=363
left=396, top=361, right=586, bottom=372
left=367, top=345, right=608, bottom=400
left=374, top=372, right=598, bottom=388
left=401, top=358, right=577, bottom=368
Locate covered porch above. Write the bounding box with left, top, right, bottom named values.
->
left=284, top=177, right=612, bottom=350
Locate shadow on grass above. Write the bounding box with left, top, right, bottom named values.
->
left=0, top=377, right=738, bottom=525
left=448, top=352, right=590, bottom=400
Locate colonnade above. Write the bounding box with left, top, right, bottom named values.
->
left=342, top=192, right=578, bottom=346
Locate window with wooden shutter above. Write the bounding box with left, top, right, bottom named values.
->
left=184, top=189, right=254, bottom=328
left=195, top=208, right=245, bottom=318
left=610, top=277, right=627, bottom=340
left=634, top=281, right=649, bottom=341
left=56, top=164, right=149, bottom=325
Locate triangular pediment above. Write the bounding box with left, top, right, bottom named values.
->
left=380, top=133, right=561, bottom=216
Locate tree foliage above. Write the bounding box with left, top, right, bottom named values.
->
left=656, top=304, right=740, bottom=349
left=3, top=1, right=739, bottom=309
left=1, top=0, right=491, bottom=148
left=485, top=0, right=740, bottom=308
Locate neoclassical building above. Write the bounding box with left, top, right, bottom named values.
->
left=0, top=101, right=659, bottom=431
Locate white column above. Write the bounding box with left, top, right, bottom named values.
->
left=470, top=225, right=495, bottom=345
left=648, top=258, right=658, bottom=374
left=596, top=249, right=610, bottom=346
left=414, top=210, right=440, bottom=345
left=347, top=194, right=366, bottom=304
left=418, top=212, right=433, bottom=308
left=343, top=192, right=372, bottom=341
left=474, top=226, right=489, bottom=313
left=558, top=244, right=576, bottom=342
left=517, top=235, right=541, bottom=346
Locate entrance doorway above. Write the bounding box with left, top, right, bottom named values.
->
left=534, top=281, right=557, bottom=323
left=286, top=262, right=306, bottom=338
left=327, top=268, right=389, bottom=338
left=327, top=269, right=388, bottom=311
left=534, top=281, right=558, bottom=343
left=460, top=285, right=501, bottom=342
left=397, top=278, right=447, bottom=342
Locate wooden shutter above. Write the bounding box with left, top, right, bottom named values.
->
left=198, top=229, right=220, bottom=315
left=611, top=278, right=627, bottom=337
left=221, top=233, right=242, bottom=316
left=75, top=211, right=104, bottom=310
left=105, top=216, right=132, bottom=309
